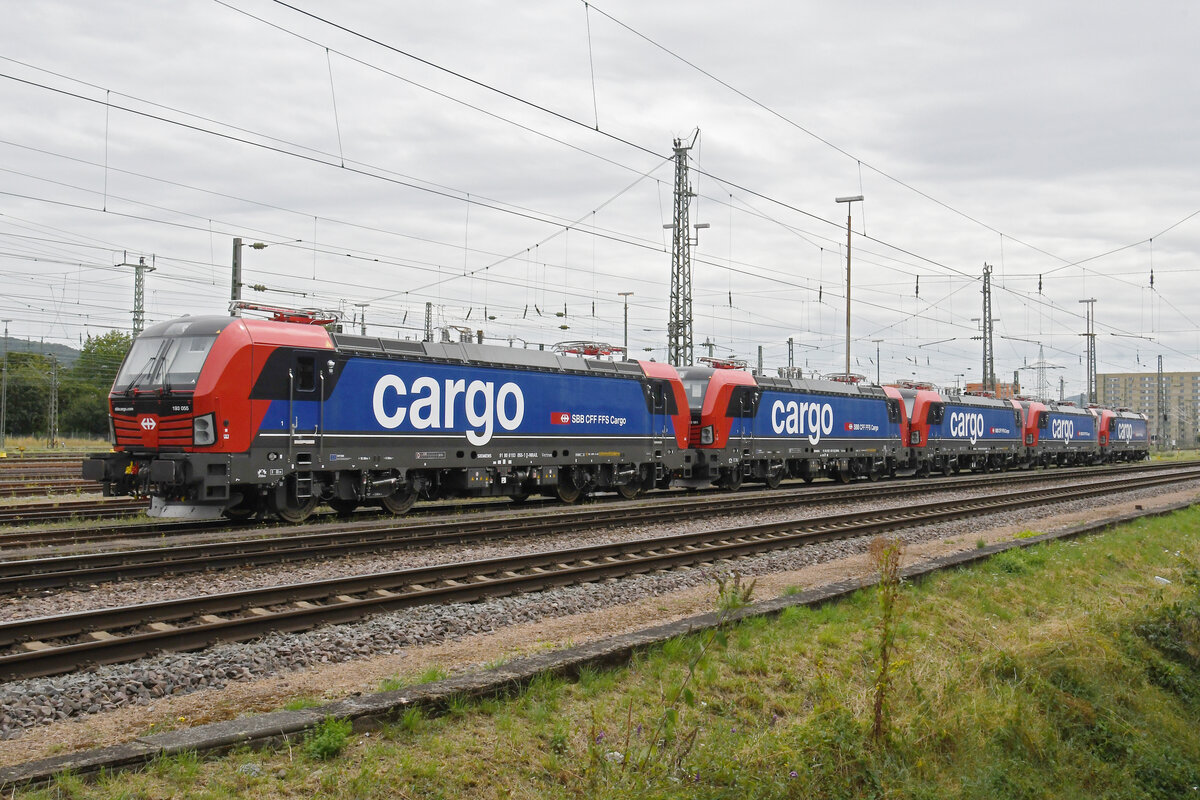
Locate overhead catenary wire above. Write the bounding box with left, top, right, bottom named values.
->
left=2, top=50, right=1189, bottom=348
left=4, top=6, right=1195, bottom=381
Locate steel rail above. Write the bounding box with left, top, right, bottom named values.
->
left=1, top=466, right=1197, bottom=681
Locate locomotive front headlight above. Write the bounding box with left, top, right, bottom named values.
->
left=193, top=413, right=216, bottom=446
left=700, top=425, right=714, bottom=445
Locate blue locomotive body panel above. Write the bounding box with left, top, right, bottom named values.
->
left=928, top=403, right=1021, bottom=446
left=1043, top=410, right=1097, bottom=447
left=744, top=390, right=898, bottom=447
left=1111, top=416, right=1149, bottom=444
left=257, top=356, right=667, bottom=446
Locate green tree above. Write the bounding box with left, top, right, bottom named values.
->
left=60, top=330, right=132, bottom=436
left=71, top=330, right=131, bottom=391
left=5, top=352, right=54, bottom=436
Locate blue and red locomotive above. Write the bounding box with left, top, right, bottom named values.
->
left=84, top=310, right=692, bottom=522
left=84, top=311, right=1150, bottom=521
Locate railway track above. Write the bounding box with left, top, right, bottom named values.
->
left=0, top=460, right=1188, bottom=552
left=0, top=478, right=97, bottom=498
left=0, top=467, right=86, bottom=480
left=1, top=465, right=1197, bottom=681
left=0, top=454, right=91, bottom=468
left=0, top=498, right=147, bottom=525
left=2, top=464, right=1197, bottom=593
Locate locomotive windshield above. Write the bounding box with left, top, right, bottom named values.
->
left=112, top=334, right=218, bottom=392
left=680, top=379, right=709, bottom=410
left=675, top=367, right=715, bottom=411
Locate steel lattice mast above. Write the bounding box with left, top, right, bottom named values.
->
left=667, top=133, right=698, bottom=368
left=1079, top=298, right=1097, bottom=404
left=118, top=254, right=156, bottom=337
left=981, top=263, right=995, bottom=392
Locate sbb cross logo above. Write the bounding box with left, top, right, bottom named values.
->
left=140, top=417, right=157, bottom=431
left=551, top=412, right=571, bottom=425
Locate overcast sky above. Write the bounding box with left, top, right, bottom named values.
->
left=2, top=0, right=1197, bottom=395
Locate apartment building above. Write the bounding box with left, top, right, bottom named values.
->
left=1097, top=371, right=1200, bottom=448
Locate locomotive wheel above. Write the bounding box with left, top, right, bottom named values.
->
left=719, top=467, right=743, bottom=491
left=509, top=492, right=530, bottom=504
left=269, top=490, right=318, bottom=524
left=221, top=492, right=258, bottom=520
left=617, top=483, right=641, bottom=500
left=379, top=484, right=418, bottom=515
left=328, top=498, right=358, bottom=517
left=941, top=460, right=953, bottom=477
left=556, top=479, right=584, bottom=504
left=834, top=467, right=852, bottom=484
left=764, top=470, right=782, bottom=490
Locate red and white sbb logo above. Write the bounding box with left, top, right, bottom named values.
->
left=140, top=417, right=157, bottom=431
left=551, top=412, right=571, bottom=425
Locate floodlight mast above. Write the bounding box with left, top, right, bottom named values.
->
left=835, top=195, right=863, bottom=377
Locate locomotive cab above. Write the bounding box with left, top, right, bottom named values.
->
left=108, top=318, right=225, bottom=449
left=675, top=366, right=758, bottom=489
left=83, top=316, right=244, bottom=517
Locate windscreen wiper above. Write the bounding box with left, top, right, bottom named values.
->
left=124, top=339, right=171, bottom=396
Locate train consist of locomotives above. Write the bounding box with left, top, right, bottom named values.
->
left=83, top=311, right=1151, bottom=522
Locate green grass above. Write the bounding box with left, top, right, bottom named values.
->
left=14, top=508, right=1200, bottom=799
left=302, top=717, right=352, bottom=760
left=1152, top=449, right=1200, bottom=462
left=0, top=435, right=108, bottom=455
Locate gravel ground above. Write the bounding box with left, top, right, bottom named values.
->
left=1, top=473, right=1198, bottom=740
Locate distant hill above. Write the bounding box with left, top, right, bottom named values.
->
left=1, top=337, right=81, bottom=367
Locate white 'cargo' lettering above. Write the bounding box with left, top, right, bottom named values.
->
left=947, top=411, right=985, bottom=445
left=372, top=375, right=525, bottom=445
left=1050, top=418, right=1075, bottom=443
left=770, top=400, right=835, bottom=445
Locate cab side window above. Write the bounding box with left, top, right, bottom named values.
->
left=296, top=355, right=316, bottom=392
left=726, top=386, right=760, bottom=418
left=644, top=379, right=678, bottom=415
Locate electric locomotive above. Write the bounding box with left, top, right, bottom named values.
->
left=1016, top=399, right=1100, bottom=467
left=83, top=310, right=692, bottom=522
left=1096, top=407, right=1151, bottom=462
left=887, top=385, right=1023, bottom=474
left=679, top=363, right=903, bottom=486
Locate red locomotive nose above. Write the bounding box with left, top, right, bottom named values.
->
left=138, top=415, right=159, bottom=447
